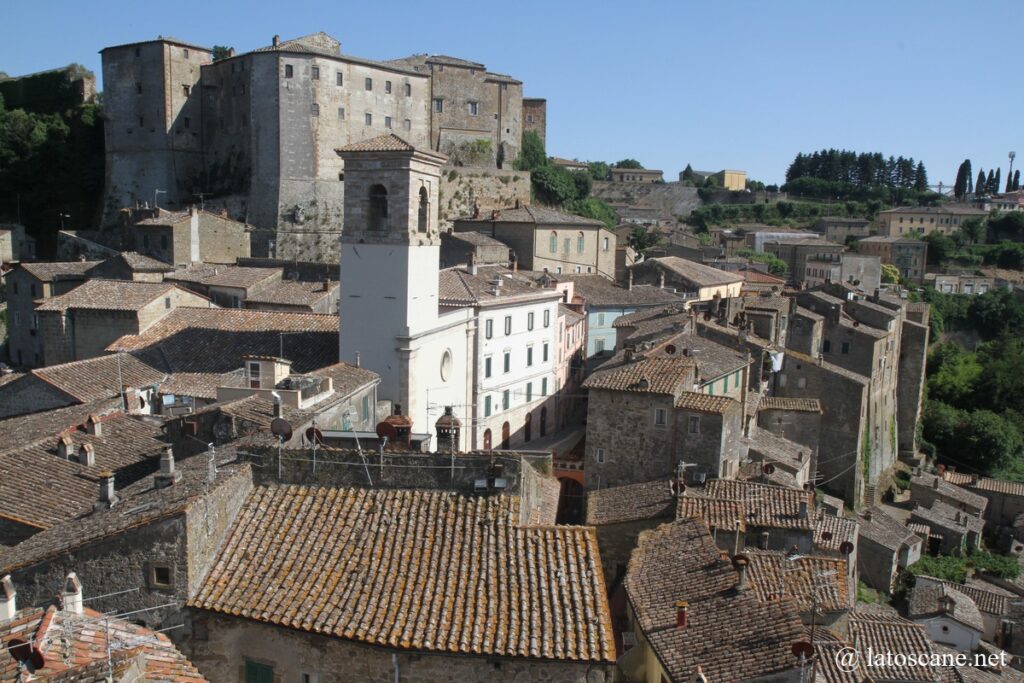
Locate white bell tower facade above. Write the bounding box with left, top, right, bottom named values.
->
left=337, top=135, right=472, bottom=446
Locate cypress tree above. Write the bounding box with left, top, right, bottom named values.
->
left=954, top=161, right=967, bottom=199
left=987, top=169, right=996, bottom=193
left=994, top=168, right=1001, bottom=194
left=914, top=161, right=928, bottom=192
left=977, top=170, right=987, bottom=196
left=966, top=160, right=974, bottom=194
left=1013, top=170, right=1021, bottom=191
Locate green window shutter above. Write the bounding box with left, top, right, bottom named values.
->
left=245, top=660, right=273, bottom=683
left=484, top=396, right=491, bottom=417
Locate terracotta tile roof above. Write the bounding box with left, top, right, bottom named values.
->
left=909, top=583, right=984, bottom=632
left=676, top=495, right=747, bottom=532
left=90, top=251, right=174, bottom=273
left=972, top=477, right=1024, bottom=497
left=582, top=354, right=694, bottom=395
left=848, top=607, right=937, bottom=682
left=31, top=353, right=167, bottom=402
left=741, top=268, right=787, bottom=285
left=0, top=455, right=250, bottom=573
left=745, top=550, right=852, bottom=613
left=107, top=309, right=339, bottom=397
left=0, top=412, right=167, bottom=530
left=675, top=391, right=736, bottom=414
left=215, top=394, right=315, bottom=432
left=165, top=263, right=282, bottom=290
left=559, top=303, right=585, bottom=325
left=912, top=500, right=985, bottom=534
left=737, top=460, right=797, bottom=488
left=338, top=133, right=418, bottom=153
left=0, top=399, right=121, bottom=453
left=813, top=642, right=867, bottom=682
left=445, top=230, right=508, bottom=247
left=744, top=428, right=811, bottom=472
left=911, top=473, right=989, bottom=511
left=34, top=280, right=192, bottom=312
left=0, top=605, right=207, bottom=682
left=563, top=275, right=685, bottom=306
left=438, top=266, right=561, bottom=307
left=624, top=519, right=804, bottom=682
left=134, top=209, right=191, bottom=226
left=311, top=362, right=380, bottom=398
left=19, top=260, right=99, bottom=282
left=919, top=578, right=1010, bottom=617
left=641, top=256, right=743, bottom=287
left=814, top=512, right=857, bottom=554
left=585, top=479, right=675, bottom=525
left=759, top=396, right=822, bottom=413
left=907, top=521, right=933, bottom=539
left=858, top=507, right=920, bottom=551
left=189, top=485, right=615, bottom=662
left=245, top=279, right=337, bottom=308
left=704, top=479, right=815, bottom=531
left=941, top=470, right=975, bottom=486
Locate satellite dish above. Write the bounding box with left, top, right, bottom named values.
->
left=376, top=421, right=397, bottom=440
left=305, top=427, right=324, bottom=444
left=270, top=418, right=293, bottom=441
left=762, top=463, right=775, bottom=475
left=665, top=344, right=677, bottom=355
left=839, top=541, right=855, bottom=556
left=791, top=641, right=814, bottom=659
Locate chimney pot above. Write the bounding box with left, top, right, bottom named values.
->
left=57, top=434, right=73, bottom=460
left=675, top=600, right=689, bottom=629
left=63, top=573, right=83, bottom=616
left=155, top=447, right=182, bottom=488
left=85, top=414, right=102, bottom=436
left=733, top=556, right=749, bottom=589
left=95, top=471, right=118, bottom=510
left=0, top=575, right=15, bottom=621
left=271, top=391, right=283, bottom=419
left=78, top=443, right=95, bottom=467
left=272, top=34, right=280, bottom=47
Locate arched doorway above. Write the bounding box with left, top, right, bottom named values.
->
left=524, top=412, right=532, bottom=443
left=501, top=421, right=510, bottom=450
left=540, top=407, right=547, bottom=437
left=483, top=428, right=492, bottom=451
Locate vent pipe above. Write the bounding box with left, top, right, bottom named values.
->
left=0, top=575, right=15, bottom=621
left=63, top=573, right=83, bottom=616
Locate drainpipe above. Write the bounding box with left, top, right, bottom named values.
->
left=392, top=653, right=399, bottom=683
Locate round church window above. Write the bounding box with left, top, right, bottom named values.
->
left=440, top=349, right=453, bottom=382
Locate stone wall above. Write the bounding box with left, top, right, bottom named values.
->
left=438, top=167, right=530, bottom=231
left=757, top=408, right=821, bottom=453
left=594, top=519, right=668, bottom=586
left=585, top=390, right=677, bottom=488
left=0, top=374, right=76, bottom=418
left=591, top=180, right=701, bottom=219
left=897, top=319, right=928, bottom=460
left=522, top=98, right=546, bottom=147
left=187, top=611, right=613, bottom=683
left=55, top=231, right=120, bottom=261
left=197, top=213, right=251, bottom=263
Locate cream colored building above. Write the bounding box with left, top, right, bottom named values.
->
left=629, top=256, right=743, bottom=303
left=716, top=169, right=747, bottom=191
left=876, top=205, right=988, bottom=237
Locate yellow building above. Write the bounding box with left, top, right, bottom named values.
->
left=716, top=169, right=747, bottom=191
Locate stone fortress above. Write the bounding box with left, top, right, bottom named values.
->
left=99, top=32, right=546, bottom=261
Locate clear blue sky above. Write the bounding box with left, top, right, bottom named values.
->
left=3, top=0, right=1022, bottom=186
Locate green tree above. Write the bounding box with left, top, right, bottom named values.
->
left=529, top=165, right=576, bottom=205
left=927, top=342, right=982, bottom=407
left=681, top=163, right=694, bottom=182
left=959, top=409, right=1022, bottom=472
left=959, top=217, right=986, bottom=244
left=628, top=226, right=664, bottom=252
left=989, top=211, right=1024, bottom=241
left=567, top=197, right=616, bottom=228
left=923, top=232, right=956, bottom=265
left=212, top=45, right=234, bottom=61
left=614, top=158, right=643, bottom=169
left=954, top=159, right=971, bottom=199
left=587, top=161, right=610, bottom=181
left=880, top=263, right=901, bottom=283
left=571, top=170, right=593, bottom=200
left=994, top=168, right=1002, bottom=194
left=514, top=130, right=546, bottom=172
left=1013, top=170, right=1021, bottom=191
left=977, top=169, right=987, bottom=196
left=914, top=161, right=928, bottom=192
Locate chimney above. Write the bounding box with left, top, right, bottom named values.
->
left=85, top=414, right=102, bottom=436
left=0, top=575, right=15, bottom=621
left=674, top=600, right=689, bottom=628
left=57, top=434, right=73, bottom=460
left=272, top=34, right=281, bottom=47
left=271, top=391, right=283, bottom=419
left=121, top=384, right=133, bottom=411
left=95, top=471, right=118, bottom=510
left=354, top=351, right=361, bottom=368
left=970, top=473, right=979, bottom=485
left=78, top=443, right=95, bottom=467
left=322, top=278, right=331, bottom=293
left=228, top=47, right=236, bottom=57
left=658, top=271, right=666, bottom=289
left=627, top=269, right=634, bottom=291
left=62, top=573, right=83, bottom=616
left=863, top=509, right=872, bottom=522
left=799, top=500, right=808, bottom=519
left=468, top=252, right=478, bottom=276
left=154, top=447, right=182, bottom=488
left=733, top=556, right=749, bottom=590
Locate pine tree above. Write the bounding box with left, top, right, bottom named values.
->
left=914, top=161, right=928, bottom=192
left=966, top=160, right=974, bottom=194
left=977, top=170, right=987, bottom=196
left=994, top=168, right=1001, bottom=194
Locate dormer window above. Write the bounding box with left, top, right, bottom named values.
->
left=368, top=185, right=388, bottom=231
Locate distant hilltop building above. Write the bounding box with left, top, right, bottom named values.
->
left=99, top=32, right=545, bottom=261
left=0, top=63, right=97, bottom=114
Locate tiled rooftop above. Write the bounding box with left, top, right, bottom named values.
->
left=563, top=274, right=685, bottom=307
left=458, top=204, right=605, bottom=226
left=0, top=604, right=207, bottom=682
left=338, top=133, right=419, bottom=153
left=814, top=512, right=858, bottom=554
left=31, top=353, right=167, bottom=402
left=582, top=353, right=695, bottom=395
left=19, top=260, right=99, bottom=282
left=439, top=265, right=561, bottom=306
left=244, top=278, right=337, bottom=308
left=848, top=607, right=937, bottom=682
left=585, top=479, right=675, bottom=525
left=624, top=519, right=804, bottom=682
left=911, top=472, right=989, bottom=511
left=676, top=495, right=747, bottom=532
left=34, top=280, right=191, bottom=312
left=909, top=583, right=985, bottom=632
left=912, top=500, right=985, bottom=533
left=165, top=263, right=282, bottom=290
left=190, top=485, right=615, bottom=662
left=917, top=577, right=1009, bottom=617
left=703, top=479, right=815, bottom=531
left=759, top=396, right=822, bottom=413
left=675, top=391, right=736, bottom=414
left=642, top=256, right=744, bottom=288
left=0, top=399, right=121, bottom=453
left=446, top=230, right=508, bottom=247
left=745, top=550, right=851, bottom=613
left=858, top=507, right=921, bottom=551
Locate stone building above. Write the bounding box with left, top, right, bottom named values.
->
left=620, top=518, right=805, bottom=682
left=875, top=204, right=988, bottom=237
left=165, top=264, right=283, bottom=307
left=453, top=205, right=617, bottom=278
left=84, top=250, right=175, bottom=282
left=744, top=550, right=853, bottom=627
left=100, top=32, right=542, bottom=262
left=0, top=63, right=97, bottom=114
left=857, top=236, right=928, bottom=283
left=522, top=97, right=547, bottom=146
left=628, top=256, right=744, bottom=302
left=762, top=239, right=845, bottom=285
left=925, top=272, right=999, bottom=295
left=943, top=471, right=1024, bottom=529
left=814, top=216, right=871, bottom=243
left=910, top=473, right=988, bottom=519
left=907, top=583, right=984, bottom=653
left=34, top=280, right=211, bottom=366
left=187, top=482, right=616, bottom=682
left=585, top=479, right=676, bottom=585
left=439, top=229, right=510, bottom=268
left=5, top=261, right=98, bottom=368
left=856, top=507, right=922, bottom=592
left=910, top=500, right=984, bottom=555
left=609, top=168, right=664, bottom=183
left=130, top=207, right=252, bottom=266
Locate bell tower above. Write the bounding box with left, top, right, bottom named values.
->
left=337, top=134, right=455, bottom=422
